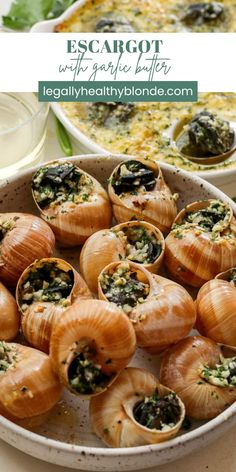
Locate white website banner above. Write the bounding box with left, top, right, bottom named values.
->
left=0, top=33, right=235, bottom=91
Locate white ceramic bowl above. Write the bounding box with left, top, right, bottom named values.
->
left=1, top=154, right=236, bottom=471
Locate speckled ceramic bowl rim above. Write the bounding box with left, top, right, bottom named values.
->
left=1, top=154, right=236, bottom=462
left=1, top=401, right=236, bottom=458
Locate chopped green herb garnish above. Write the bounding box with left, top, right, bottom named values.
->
left=20, top=261, right=73, bottom=310
left=100, top=262, right=149, bottom=314
left=32, top=162, right=93, bottom=210
left=114, top=225, right=162, bottom=264
left=112, top=160, right=156, bottom=196
left=201, top=356, right=236, bottom=387
left=68, top=352, right=110, bottom=394
left=0, top=342, right=14, bottom=373
left=133, top=389, right=181, bottom=430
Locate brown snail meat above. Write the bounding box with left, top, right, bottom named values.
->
left=32, top=160, right=112, bottom=247
left=181, top=2, right=225, bottom=26
left=133, top=390, right=182, bottom=431
left=19, top=261, right=74, bottom=312
left=99, top=261, right=150, bottom=314
left=111, top=160, right=156, bottom=196
left=32, top=161, right=94, bottom=210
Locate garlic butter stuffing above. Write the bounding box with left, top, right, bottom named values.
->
left=111, top=160, right=157, bottom=196
left=165, top=199, right=236, bottom=287
left=108, top=159, right=177, bottom=234
left=0, top=341, right=14, bottom=373
left=32, top=162, right=94, bottom=208
left=114, top=224, right=163, bottom=265
left=16, top=258, right=91, bottom=353
left=196, top=267, right=236, bottom=346
left=173, top=199, right=231, bottom=234
left=0, top=341, right=62, bottom=427
left=215, top=267, right=236, bottom=286
left=32, top=161, right=112, bottom=246
left=19, top=261, right=74, bottom=311
left=160, top=336, right=236, bottom=420
left=90, top=367, right=185, bottom=447
left=133, top=391, right=181, bottom=431
left=99, top=262, right=150, bottom=314
left=80, top=220, right=164, bottom=294
left=201, top=356, right=236, bottom=387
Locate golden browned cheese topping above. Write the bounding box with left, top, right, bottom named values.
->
left=55, top=0, right=236, bottom=33
left=61, top=93, right=236, bottom=172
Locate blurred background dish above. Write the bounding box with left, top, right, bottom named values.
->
left=31, top=0, right=236, bottom=33
left=0, top=93, right=49, bottom=179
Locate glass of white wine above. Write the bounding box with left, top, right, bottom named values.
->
left=0, top=93, right=49, bottom=179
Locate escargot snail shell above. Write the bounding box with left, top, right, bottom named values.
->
left=80, top=220, right=165, bottom=294
left=160, top=335, right=236, bottom=419
left=16, top=257, right=92, bottom=353
left=32, top=160, right=112, bottom=247
left=50, top=299, right=136, bottom=397
left=0, top=282, right=20, bottom=341
left=98, top=261, right=196, bottom=353
left=90, top=367, right=185, bottom=447
left=108, top=158, right=177, bottom=234
left=0, top=213, right=55, bottom=287
left=196, top=274, right=236, bottom=346
left=165, top=199, right=236, bottom=287
left=0, top=342, right=62, bottom=426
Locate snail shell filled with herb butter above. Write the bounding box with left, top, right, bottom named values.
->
left=196, top=268, right=236, bottom=346
left=80, top=220, right=165, bottom=294
left=108, top=158, right=178, bottom=234
left=32, top=161, right=112, bottom=247
left=50, top=299, right=136, bottom=397
left=90, top=367, right=185, bottom=447
left=0, top=213, right=55, bottom=287
left=0, top=341, right=62, bottom=427
left=16, top=257, right=91, bottom=353
left=165, top=199, right=236, bottom=287
left=0, top=282, right=20, bottom=341
left=98, top=261, right=196, bottom=353
left=160, top=336, right=236, bottom=420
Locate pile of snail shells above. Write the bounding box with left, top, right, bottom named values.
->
left=1, top=157, right=236, bottom=446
